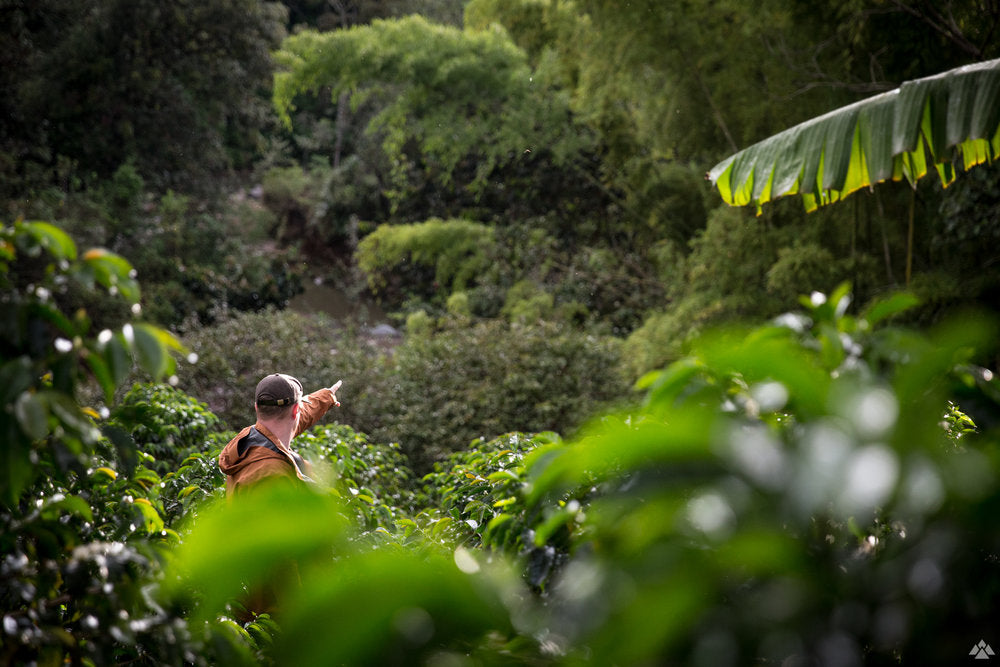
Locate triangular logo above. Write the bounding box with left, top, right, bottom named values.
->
left=971, top=640, right=996, bottom=660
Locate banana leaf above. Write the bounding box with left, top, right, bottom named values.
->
left=708, top=58, right=1000, bottom=213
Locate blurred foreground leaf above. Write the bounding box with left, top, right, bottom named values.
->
left=167, top=484, right=353, bottom=620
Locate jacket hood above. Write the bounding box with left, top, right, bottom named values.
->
left=219, top=424, right=284, bottom=474
left=218, top=424, right=301, bottom=497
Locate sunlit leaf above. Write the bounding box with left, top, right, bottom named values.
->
left=708, top=58, right=1000, bottom=212
left=695, top=326, right=829, bottom=416
left=168, top=484, right=353, bottom=619
left=80, top=248, right=141, bottom=302
left=91, top=467, right=118, bottom=482
left=132, top=498, right=165, bottom=534
left=22, top=221, right=78, bottom=262
left=277, top=549, right=511, bottom=666
left=862, top=291, right=920, bottom=326
left=526, top=409, right=717, bottom=505
left=40, top=494, right=94, bottom=522
left=179, top=485, right=200, bottom=499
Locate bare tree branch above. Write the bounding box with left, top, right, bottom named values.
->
left=889, top=0, right=982, bottom=58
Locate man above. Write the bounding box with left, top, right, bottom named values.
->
left=219, top=373, right=342, bottom=497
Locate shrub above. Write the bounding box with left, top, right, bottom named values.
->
left=110, top=383, right=221, bottom=474
left=415, top=432, right=558, bottom=559
left=178, top=309, right=626, bottom=473
left=501, top=279, right=554, bottom=323
left=507, top=286, right=1000, bottom=664
left=369, top=319, right=627, bottom=472
left=356, top=218, right=495, bottom=303
left=175, top=309, right=385, bottom=432
left=0, top=219, right=249, bottom=665
left=294, top=423, right=417, bottom=531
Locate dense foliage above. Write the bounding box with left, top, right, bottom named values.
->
left=175, top=308, right=626, bottom=471
left=4, top=1, right=1000, bottom=665
left=168, top=285, right=1000, bottom=665
left=1, top=0, right=287, bottom=193
left=7, top=219, right=1000, bottom=666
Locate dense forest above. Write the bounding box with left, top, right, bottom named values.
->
left=3, top=0, right=1000, bottom=664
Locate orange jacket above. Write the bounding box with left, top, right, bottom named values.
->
left=218, top=387, right=337, bottom=498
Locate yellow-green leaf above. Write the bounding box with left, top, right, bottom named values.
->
left=708, top=58, right=1000, bottom=213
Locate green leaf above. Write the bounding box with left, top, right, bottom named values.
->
left=46, top=392, right=98, bottom=446
left=40, top=494, right=94, bottom=522
left=167, top=484, right=353, bottom=620
left=22, top=221, right=78, bottom=262
left=80, top=248, right=141, bottom=302
left=533, top=508, right=574, bottom=546
left=0, top=357, right=34, bottom=405
left=30, top=301, right=77, bottom=338
left=131, top=324, right=167, bottom=378
left=526, top=410, right=716, bottom=506
left=14, top=392, right=48, bottom=441
left=83, top=350, right=115, bottom=404
left=275, top=549, right=511, bottom=666
left=91, top=467, right=118, bottom=482
left=132, top=498, right=165, bottom=534
left=862, top=292, right=920, bottom=327
left=431, top=516, right=455, bottom=538
left=708, top=58, right=1000, bottom=212
left=131, top=323, right=186, bottom=379
left=104, top=333, right=132, bottom=385
left=0, top=423, right=34, bottom=505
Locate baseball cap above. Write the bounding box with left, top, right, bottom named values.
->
left=255, top=373, right=303, bottom=407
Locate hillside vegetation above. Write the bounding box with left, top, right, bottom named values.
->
left=3, top=1, right=1000, bottom=664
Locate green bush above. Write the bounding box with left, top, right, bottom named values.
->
left=501, top=279, right=554, bottom=323
left=0, top=220, right=252, bottom=665
left=356, top=218, right=495, bottom=303
left=178, top=309, right=626, bottom=473
left=41, top=183, right=302, bottom=329
left=503, top=286, right=1000, bottom=664
left=415, top=432, right=567, bottom=579
left=370, top=319, right=627, bottom=472
left=622, top=205, right=885, bottom=380
left=294, top=423, right=417, bottom=532
left=109, top=383, right=221, bottom=474
left=175, top=309, right=385, bottom=432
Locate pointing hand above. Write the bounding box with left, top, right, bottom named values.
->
left=329, top=380, right=342, bottom=407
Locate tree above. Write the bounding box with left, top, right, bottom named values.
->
left=272, top=16, right=596, bottom=212
left=7, top=0, right=287, bottom=190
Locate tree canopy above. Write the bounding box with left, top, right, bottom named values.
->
left=273, top=16, right=594, bottom=208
